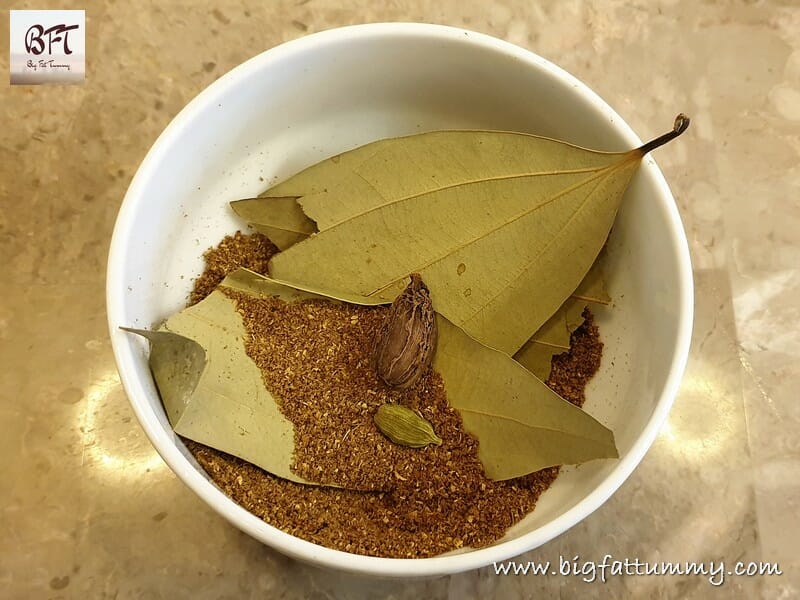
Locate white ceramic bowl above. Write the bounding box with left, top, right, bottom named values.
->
left=107, top=23, right=693, bottom=577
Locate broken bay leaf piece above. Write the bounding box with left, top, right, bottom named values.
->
left=514, top=306, right=573, bottom=381
left=528, top=301, right=572, bottom=350
left=571, top=251, right=611, bottom=306
left=434, top=316, right=618, bottom=480
left=269, top=115, right=690, bottom=356
left=513, top=342, right=563, bottom=381
left=224, top=269, right=618, bottom=479
left=514, top=296, right=591, bottom=381
left=119, top=328, right=207, bottom=423
left=230, top=197, right=315, bottom=251
left=123, top=291, right=312, bottom=485
left=515, top=253, right=612, bottom=379
left=528, top=253, right=610, bottom=350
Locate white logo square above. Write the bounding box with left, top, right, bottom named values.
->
left=9, top=10, right=86, bottom=85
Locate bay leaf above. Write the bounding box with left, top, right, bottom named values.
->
left=299, top=130, right=622, bottom=231
left=238, top=128, right=676, bottom=249
left=119, top=327, right=206, bottom=423
left=267, top=116, right=689, bottom=355
left=230, top=197, right=315, bottom=251
left=434, top=316, right=617, bottom=480
left=243, top=122, right=686, bottom=257
left=249, top=130, right=633, bottom=236
left=124, top=288, right=312, bottom=485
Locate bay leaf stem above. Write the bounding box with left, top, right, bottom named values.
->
left=637, top=114, right=690, bottom=156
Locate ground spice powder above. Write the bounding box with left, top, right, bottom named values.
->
left=189, top=231, right=277, bottom=305
left=185, top=233, right=603, bottom=558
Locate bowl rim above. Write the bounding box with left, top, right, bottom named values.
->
left=107, top=22, right=694, bottom=577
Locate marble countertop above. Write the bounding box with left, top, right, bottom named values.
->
left=1, top=1, right=798, bottom=598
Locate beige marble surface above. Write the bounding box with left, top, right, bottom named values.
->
left=2, top=0, right=798, bottom=598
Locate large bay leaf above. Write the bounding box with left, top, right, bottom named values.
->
left=124, top=287, right=313, bottom=485
left=268, top=116, right=688, bottom=355
left=434, top=316, right=617, bottom=480
left=245, top=130, right=627, bottom=237
left=300, top=130, right=620, bottom=230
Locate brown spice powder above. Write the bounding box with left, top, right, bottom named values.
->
left=185, top=232, right=603, bottom=558
left=189, top=231, right=277, bottom=305
left=547, top=307, right=603, bottom=409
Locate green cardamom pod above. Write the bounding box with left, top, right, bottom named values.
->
left=373, top=273, right=438, bottom=389
left=373, top=404, right=443, bottom=448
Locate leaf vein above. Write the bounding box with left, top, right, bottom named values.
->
left=327, top=165, right=611, bottom=230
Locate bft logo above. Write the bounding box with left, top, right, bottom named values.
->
left=10, top=10, right=85, bottom=85
left=25, top=23, right=81, bottom=56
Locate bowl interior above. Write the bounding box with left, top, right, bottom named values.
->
left=108, top=24, right=691, bottom=576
